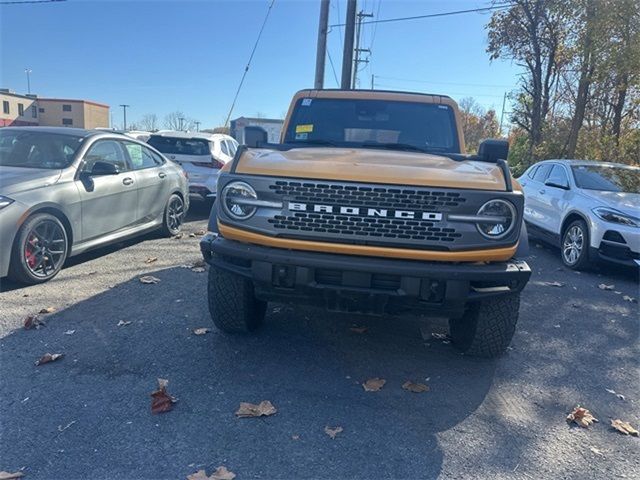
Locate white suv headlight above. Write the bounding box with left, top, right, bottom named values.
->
left=592, top=207, right=640, bottom=228
left=476, top=199, right=516, bottom=239
left=221, top=181, right=258, bottom=220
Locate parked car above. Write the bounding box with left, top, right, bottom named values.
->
left=0, top=127, right=189, bottom=284
left=519, top=160, right=640, bottom=269
left=147, top=131, right=238, bottom=200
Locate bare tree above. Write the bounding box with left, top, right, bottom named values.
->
left=139, top=113, right=159, bottom=132
left=163, top=111, right=196, bottom=131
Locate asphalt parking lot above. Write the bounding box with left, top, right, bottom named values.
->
left=1, top=199, right=638, bottom=480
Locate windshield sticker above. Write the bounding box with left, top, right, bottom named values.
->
left=301, top=98, right=313, bottom=106
left=295, top=133, right=308, bottom=140
left=296, top=124, right=314, bottom=134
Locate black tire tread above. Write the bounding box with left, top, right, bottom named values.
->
left=450, top=294, right=520, bottom=358
left=207, top=266, right=265, bottom=333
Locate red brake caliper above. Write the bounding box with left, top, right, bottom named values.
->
left=25, top=234, right=38, bottom=268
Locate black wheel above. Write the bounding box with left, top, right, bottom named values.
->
left=449, top=293, right=520, bottom=358
left=207, top=266, right=266, bottom=333
left=8, top=213, right=69, bottom=285
left=561, top=219, right=590, bottom=270
left=161, top=194, right=185, bottom=236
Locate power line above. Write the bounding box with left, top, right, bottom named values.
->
left=374, top=84, right=506, bottom=99
left=326, top=48, right=340, bottom=87
left=374, top=75, right=514, bottom=89
left=329, top=3, right=513, bottom=28
left=225, top=0, right=276, bottom=126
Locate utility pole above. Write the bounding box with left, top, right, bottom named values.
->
left=371, top=74, right=374, bottom=90
left=194, top=121, right=201, bottom=132
left=499, top=92, right=507, bottom=135
left=340, top=0, right=357, bottom=89
left=352, top=10, right=372, bottom=89
left=314, top=0, right=330, bottom=89
left=119, top=104, right=130, bottom=130
left=24, top=68, right=32, bottom=94
left=178, top=117, right=185, bottom=131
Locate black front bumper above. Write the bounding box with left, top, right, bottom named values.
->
left=200, top=234, right=531, bottom=316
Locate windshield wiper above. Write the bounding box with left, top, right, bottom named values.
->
left=361, top=142, right=427, bottom=153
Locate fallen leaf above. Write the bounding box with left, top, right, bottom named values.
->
left=35, top=353, right=64, bottom=366
left=117, top=320, right=132, bottom=327
left=0, top=472, right=24, bottom=480
left=235, top=400, right=277, bottom=418
left=172, top=233, right=184, bottom=240
left=324, top=425, right=343, bottom=439
left=291, top=434, right=300, bottom=440
left=24, top=315, right=45, bottom=330
left=598, top=284, right=615, bottom=290
left=542, top=281, right=565, bottom=287
left=566, top=406, right=598, bottom=428
left=64, top=330, right=75, bottom=335
left=193, top=328, right=211, bottom=335
left=145, top=256, right=158, bottom=264
left=349, top=326, right=368, bottom=334
left=194, top=229, right=207, bottom=236
left=611, top=419, right=638, bottom=436
left=187, top=466, right=236, bottom=480
left=192, top=259, right=206, bottom=268
left=431, top=332, right=449, bottom=340
left=151, top=378, right=177, bottom=414
left=605, top=388, right=626, bottom=401
left=189, top=233, right=197, bottom=238
left=402, top=381, right=429, bottom=393
left=139, top=275, right=161, bottom=284
left=362, top=378, right=386, bottom=392
left=39, top=307, right=56, bottom=314
left=623, top=295, right=637, bottom=303
left=589, top=446, right=603, bottom=456
left=191, top=267, right=206, bottom=273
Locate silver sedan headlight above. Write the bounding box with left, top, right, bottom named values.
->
left=221, top=181, right=258, bottom=220
left=0, top=196, right=14, bottom=210
left=592, top=207, right=640, bottom=228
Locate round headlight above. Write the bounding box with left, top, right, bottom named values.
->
left=476, top=199, right=516, bottom=239
left=221, top=181, right=258, bottom=220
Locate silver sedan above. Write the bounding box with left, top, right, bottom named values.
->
left=0, top=127, right=189, bottom=284
left=519, top=160, right=640, bottom=269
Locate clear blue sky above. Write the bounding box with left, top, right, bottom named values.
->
left=0, top=0, right=521, bottom=129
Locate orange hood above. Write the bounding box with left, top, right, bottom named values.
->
left=234, top=147, right=513, bottom=191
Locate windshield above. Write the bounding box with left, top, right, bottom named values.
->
left=283, top=97, right=460, bottom=153
left=0, top=130, right=84, bottom=169
left=147, top=136, right=211, bottom=156
left=572, top=165, right=640, bottom=194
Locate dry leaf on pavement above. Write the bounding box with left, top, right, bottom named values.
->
left=35, top=353, right=63, bottom=366
left=235, top=400, right=277, bottom=418
left=566, top=406, right=598, bottom=428
left=151, top=378, right=177, bottom=414
left=605, top=388, right=626, bottom=401
left=362, top=378, right=386, bottom=392
left=172, top=233, right=184, bottom=240
left=611, top=419, right=639, bottom=436
left=139, top=275, right=161, bottom=284
left=589, top=446, right=603, bottom=456
left=193, top=328, right=211, bottom=335
left=324, top=425, right=343, bottom=439
left=192, top=259, right=206, bottom=268
left=0, top=472, right=24, bottom=480
left=542, top=281, right=565, bottom=287
left=623, top=295, right=637, bottom=303
left=194, top=229, right=207, bottom=236
left=191, top=267, right=206, bottom=273
left=402, top=381, right=429, bottom=393
left=187, top=466, right=236, bottom=480
left=117, top=320, right=132, bottom=327
left=598, top=284, right=615, bottom=290
left=145, top=257, right=158, bottom=264
left=64, top=330, right=75, bottom=335
left=349, top=326, right=367, bottom=334
left=24, top=315, right=45, bottom=330
left=39, top=307, right=56, bottom=314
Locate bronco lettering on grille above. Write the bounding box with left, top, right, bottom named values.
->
left=288, top=202, right=443, bottom=221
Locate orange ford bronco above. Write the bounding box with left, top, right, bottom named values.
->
left=200, top=89, right=531, bottom=357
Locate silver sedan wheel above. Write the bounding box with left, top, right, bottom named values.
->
left=562, top=225, right=584, bottom=265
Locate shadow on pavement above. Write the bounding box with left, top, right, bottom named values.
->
left=0, top=266, right=496, bottom=480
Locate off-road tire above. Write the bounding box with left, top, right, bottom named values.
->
left=207, top=266, right=266, bottom=333
left=8, top=213, right=69, bottom=285
left=449, top=293, right=520, bottom=358
left=160, top=194, right=185, bottom=237
left=561, top=219, right=590, bottom=270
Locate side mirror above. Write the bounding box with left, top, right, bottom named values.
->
left=90, top=161, right=120, bottom=176
left=545, top=178, right=569, bottom=190
left=244, top=126, right=268, bottom=148
left=478, top=139, right=509, bottom=163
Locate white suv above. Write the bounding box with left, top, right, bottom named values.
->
left=519, top=160, right=640, bottom=269
left=147, top=131, right=238, bottom=199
